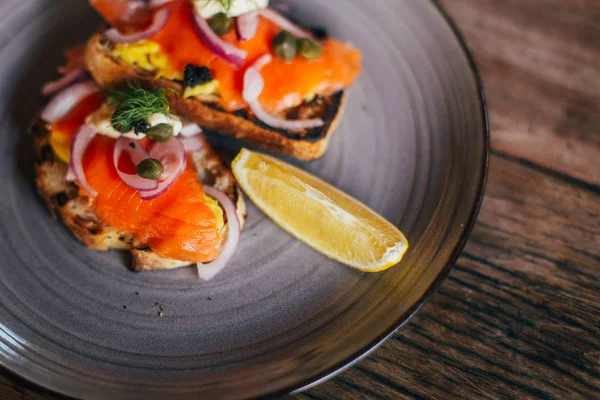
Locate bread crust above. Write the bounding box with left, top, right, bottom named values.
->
left=30, top=119, right=246, bottom=272
left=84, top=34, right=347, bottom=161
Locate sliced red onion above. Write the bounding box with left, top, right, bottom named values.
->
left=192, top=7, right=247, bottom=68
left=148, top=136, right=185, bottom=166
left=113, top=138, right=159, bottom=191
left=260, top=9, right=314, bottom=39
left=139, top=138, right=187, bottom=200
left=243, top=61, right=324, bottom=130
left=249, top=99, right=324, bottom=130
left=197, top=186, right=241, bottom=281
left=70, top=125, right=98, bottom=198
left=149, top=0, right=173, bottom=8
left=42, top=67, right=87, bottom=97
left=236, top=11, right=259, bottom=41
left=138, top=156, right=186, bottom=200
left=180, top=122, right=203, bottom=137
left=242, top=54, right=271, bottom=101
left=180, top=136, right=206, bottom=153
left=253, top=53, right=273, bottom=71
left=105, top=7, right=170, bottom=44
left=41, top=81, right=98, bottom=123
left=242, top=67, right=264, bottom=102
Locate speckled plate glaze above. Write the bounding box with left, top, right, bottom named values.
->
left=0, top=0, right=488, bottom=398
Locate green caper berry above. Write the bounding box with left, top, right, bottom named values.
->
left=209, top=12, right=234, bottom=36
left=146, top=123, right=173, bottom=143
left=272, top=30, right=297, bottom=61
left=136, top=158, right=164, bottom=180
left=297, top=38, right=322, bottom=60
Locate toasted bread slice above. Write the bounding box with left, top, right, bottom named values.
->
left=30, top=119, right=246, bottom=272
left=84, top=34, right=347, bottom=161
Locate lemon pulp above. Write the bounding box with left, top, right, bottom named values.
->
left=232, top=149, right=409, bottom=272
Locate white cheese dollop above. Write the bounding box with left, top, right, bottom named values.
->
left=194, top=0, right=269, bottom=19
left=85, top=104, right=183, bottom=140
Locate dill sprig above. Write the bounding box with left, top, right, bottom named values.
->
left=216, top=0, right=232, bottom=9
left=107, top=83, right=170, bottom=133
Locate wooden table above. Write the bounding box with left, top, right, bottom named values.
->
left=2, top=0, right=599, bottom=398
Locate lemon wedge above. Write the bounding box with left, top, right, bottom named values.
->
left=232, top=149, right=409, bottom=272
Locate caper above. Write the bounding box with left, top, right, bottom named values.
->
left=297, top=38, right=322, bottom=60
left=146, top=123, right=173, bottom=143
left=209, top=12, right=234, bottom=36
left=272, top=30, right=297, bottom=61
left=136, top=158, right=164, bottom=180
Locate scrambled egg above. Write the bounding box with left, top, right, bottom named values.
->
left=49, top=130, right=72, bottom=164
left=204, top=194, right=225, bottom=231
left=112, top=40, right=220, bottom=98
left=112, top=40, right=171, bottom=78
left=183, top=80, right=220, bottom=99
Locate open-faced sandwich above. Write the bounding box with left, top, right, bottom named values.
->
left=32, top=1, right=407, bottom=280
left=85, top=0, right=363, bottom=160
left=33, top=65, right=246, bottom=279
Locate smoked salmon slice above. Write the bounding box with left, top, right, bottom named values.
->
left=82, top=135, right=222, bottom=263
left=50, top=92, right=222, bottom=263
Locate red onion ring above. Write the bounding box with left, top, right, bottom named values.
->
left=42, top=67, right=87, bottom=97
left=192, top=7, right=247, bottom=68
left=197, top=186, right=241, bottom=281
left=260, top=9, right=314, bottom=39
left=236, top=11, right=259, bottom=41
left=180, top=136, right=206, bottom=153
left=180, top=122, right=203, bottom=137
left=243, top=56, right=324, bottom=130
left=242, top=67, right=264, bottom=102
left=248, top=98, right=324, bottom=130
left=113, top=138, right=159, bottom=191
left=243, top=54, right=270, bottom=101
left=149, top=0, right=173, bottom=8
left=252, top=53, right=273, bottom=71
left=70, top=125, right=98, bottom=198
left=105, top=7, right=170, bottom=44
left=139, top=138, right=187, bottom=200
left=41, top=81, right=98, bottom=123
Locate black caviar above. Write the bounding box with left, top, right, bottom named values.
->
left=184, top=64, right=213, bottom=88
left=134, top=121, right=151, bottom=134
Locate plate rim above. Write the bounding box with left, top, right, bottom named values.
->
left=0, top=0, right=491, bottom=398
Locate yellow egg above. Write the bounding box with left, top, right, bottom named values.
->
left=113, top=40, right=220, bottom=95
left=183, top=80, right=220, bottom=99
left=204, top=194, right=224, bottom=231
left=112, top=40, right=171, bottom=77
left=49, top=130, right=72, bottom=164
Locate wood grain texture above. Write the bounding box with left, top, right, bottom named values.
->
left=299, top=154, right=600, bottom=400
left=1, top=0, right=599, bottom=398
left=444, top=0, right=600, bottom=186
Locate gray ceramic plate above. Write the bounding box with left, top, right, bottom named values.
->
left=0, top=0, right=488, bottom=398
